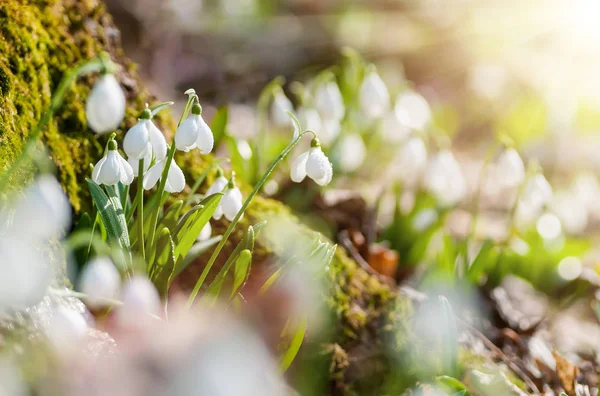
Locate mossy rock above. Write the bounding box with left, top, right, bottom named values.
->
left=0, top=0, right=411, bottom=392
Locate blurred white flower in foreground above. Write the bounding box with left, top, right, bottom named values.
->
left=92, top=140, right=134, bottom=186
left=11, top=175, right=71, bottom=241
left=143, top=158, right=185, bottom=193
left=270, top=90, right=293, bottom=128
left=86, top=74, right=126, bottom=135
left=118, top=276, right=161, bottom=324
left=495, top=148, right=525, bottom=189
left=337, top=133, right=366, bottom=173
left=197, top=222, right=212, bottom=242
left=394, top=90, right=432, bottom=131
left=424, top=150, right=466, bottom=207
left=124, top=110, right=168, bottom=161
left=174, top=104, right=214, bottom=154
left=0, top=358, right=26, bottom=396
left=536, top=212, right=562, bottom=241
left=291, top=140, right=333, bottom=186
left=360, top=70, right=390, bottom=119
left=45, top=305, right=89, bottom=351
left=314, top=81, right=345, bottom=122
left=78, top=257, right=121, bottom=309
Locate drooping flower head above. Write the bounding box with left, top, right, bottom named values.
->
left=424, top=150, right=467, bottom=207
left=207, top=170, right=244, bottom=222
left=496, top=147, right=526, bottom=189
left=174, top=103, right=214, bottom=154
left=123, top=108, right=168, bottom=161
left=86, top=74, right=126, bottom=135
left=314, top=81, right=345, bottom=122
left=143, top=158, right=186, bottom=193
left=270, top=89, right=294, bottom=128
left=78, top=257, right=121, bottom=309
left=359, top=68, right=390, bottom=119
left=92, top=138, right=134, bottom=186
left=290, top=138, right=333, bottom=186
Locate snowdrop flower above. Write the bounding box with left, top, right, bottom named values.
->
left=78, top=257, right=121, bottom=309
left=86, top=74, right=126, bottom=134
left=297, top=107, right=322, bottom=133
left=337, top=133, right=366, bottom=173
left=46, top=305, right=89, bottom=350
left=381, top=110, right=411, bottom=143
left=212, top=175, right=244, bottom=222
left=143, top=158, right=186, bottom=193
left=395, top=137, right=428, bottom=182
left=359, top=69, right=390, bottom=119
left=291, top=138, right=333, bottom=186
left=394, top=91, right=431, bottom=131
left=92, top=139, right=134, bottom=186
left=319, top=119, right=341, bottom=146
left=424, top=150, right=467, bottom=207
left=521, top=172, right=553, bottom=211
left=123, top=109, right=168, bottom=160
left=128, top=149, right=152, bottom=177
left=314, top=81, right=345, bottom=121
left=270, top=90, right=294, bottom=127
left=197, top=222, right=212, bottom=242
left=496, top=148, right=525, bottom=189
left=205, top=173, right=228, bottom=220
left=119, top=276, right=161, bottom=322
left=11, top=175, right=71, bottom=240
left=175, top=103, right=214, bottom=154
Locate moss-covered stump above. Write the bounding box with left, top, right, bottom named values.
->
left=0, top=0, right=411, bottom=393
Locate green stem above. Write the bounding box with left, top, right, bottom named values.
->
left=0, top=54, right=117, bottom=187
left=187, top=130, right=314, bottom=308
left=146, top=93, right=197, bottom=252
left=137, top=158, right=145, bottom=260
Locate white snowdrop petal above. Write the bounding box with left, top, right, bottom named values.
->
left=396, top=137, right=428, bottom=181
left=118, top=155, right=134, bottom=185
left=290, top=151, right=309, bottom=183
left=165, top=161, right=186, bottom=193
left=195, top=117, right=214, bottom=154
left=91, top=156, right=106, bottom=184
left=98, top=151, right=123, bottom=186
left=424, top=150, right=466, bottom=207
left=197, top=222, right=212, bottom=242
left=271, top=93, right=294, bottom=127
left=119, top=276, right=161, bottom=321
left=206, top=176, right=229, bottom=196
left=360, top=72, right=390, bottom=119
left=175, top=116, right=199, bottom=152
left=46, top=306, right=89, bottom=349
left=306, top=147, right=330, bottom=181
left=143, top=161, right=165, bottom=190
left=123, top=121, right=150, bottom=160
left=381, top=111, right=411, bottom=143
left=496, top=148, right=525, bottom=189
left=147, top=120, right=168, bottom=160
left=86, top=74, right=126, bottom=134
left=313, top=162, right=333, bottom=186
left=128, top=151, right=152, bottom=177
left=222, top=188, right=244, bottom=221
left=213, top=205, right=224, bottom=220
left=394, top=91, right=431, bottom=131
left=78, top=257, right=121, bottom=308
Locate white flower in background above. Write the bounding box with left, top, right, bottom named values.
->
left=359, top=69, right=390, bottom=119
left=197, top=222, right=212, bottom=242
left=314, top=81, right=345, bottom=121
left=424, top=150, right=467, bottom=207
left=174, top=104, right=214, bottom=154
left=143, top=158, right=185, bottom=193
left=236, top=139, right=253, bottom=160
left=45, top=305, right=89, bottom=350
left=495, top=148, right=526, bottom=189
left=270, top=90, right=293, bottom=127
left=395, top=137, right=428, bottom=182
left=206, top=174, right=229, bottom=198
left=92, top=139, right=134, bottom=186
left=127, top=150, right=152, bottom=177
left=337, top=133, right=366, bottom=173
left=78, top=257, right=121, bottom=309
left=381, top=110, right=411, bottom=143
left=123, top=109, right=168, bottom=161
left=119, top=276, right=161, bottom=322
left=319, top=119, right=341, bottom=146
left=11, top=175, right=71, bottom=240
left=297, top=107, right=322, bottom=133
left=291, top=139, right=333, bottom=186
left=86, top=74, right=126, bottom=135
left=536, top=212, right=562, bottom=241
left=211, top=176, right=244, bottom=222
left=0, top=237, right=50, bottom=313
left=394, top=90, right=432, bottom=131
left=572, top=172, right=600, bottom=213
left=551, top=191, right=588, bottom=235
left=412, top=208, right=438, bottom=232
left=521, top=172, right=553, bottom=211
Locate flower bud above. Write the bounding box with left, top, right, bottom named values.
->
left=197, top=222, right=212, bottom=242
left=78, top=257, right=121, bottom=309
left=86, top=74, right=126, bottom=134
left=314, top=81, right=345, bottom=121
left=291, top=142, right=333, bottom=186
left=92, top=142, right=134, bottom=186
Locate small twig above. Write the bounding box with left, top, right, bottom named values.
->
left=338, top=230, right=395, bottom=285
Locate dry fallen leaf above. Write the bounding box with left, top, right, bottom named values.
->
left=553, top=351, right=579, bottom=396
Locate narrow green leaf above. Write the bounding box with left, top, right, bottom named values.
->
left=150, top=101, right=174, bottom=117
left=279, top=316, right=307, bottom=372
left=466, top=240, right=496, bottom=283
left=287, top=111, right=301, bottom=140
left=151, top=227, right=176, bottom=297
left=231, top=249, right=252, bottom=298
left=159, top=200, right=184, bottom=231
left=174, top=236, right=222, bottom=276
left=173, top=193, right=222, bottom=261
left=87, top=179, right=130, bottom=251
